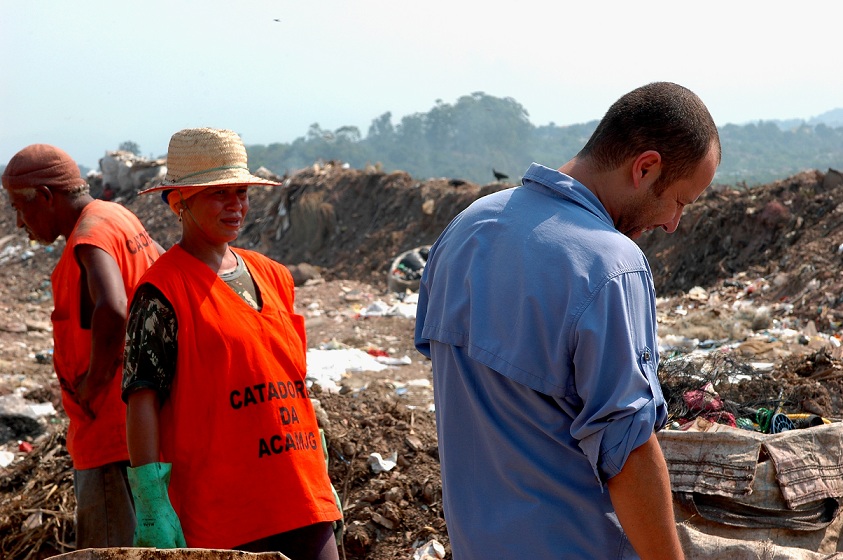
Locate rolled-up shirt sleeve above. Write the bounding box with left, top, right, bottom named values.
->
left=121, top=283, right=178, bottom=404
left=566, top=270, right=667, bottom=482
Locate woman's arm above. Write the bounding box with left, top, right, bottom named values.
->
left=122, top=284, right=178, bottom=466
left=127, top=389, right=162, bottom=466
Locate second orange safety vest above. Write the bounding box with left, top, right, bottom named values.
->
left=51, top=200, right=159, bottom=469
left=136, top=245, right=340, bottom=548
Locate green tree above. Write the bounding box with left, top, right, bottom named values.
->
left=243, top=93, right=843, bottom=186
left=119, top=141, right=141, bottom=156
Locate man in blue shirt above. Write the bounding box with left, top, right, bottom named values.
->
left=415, top=82, right=720, bottom=560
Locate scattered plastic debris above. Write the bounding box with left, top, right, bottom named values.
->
left=0, top=450, right=14, bottom=468
left=375, top=355, right=412, bottom=366
left=21, top=511, right=43, bottom=531
left=387, top=246, right=429, bottom=293
left=412, top=539, right=446, bottom=560
left=367, top=451, right=398, bottom=473
left=354, top=299, right=418, bottom=319
left=35, top=351, right=53, bottom=365
left=306, top=348, right=388, bottom=392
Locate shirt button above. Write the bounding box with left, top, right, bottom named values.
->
left=642, top=351, right=651, bottom=361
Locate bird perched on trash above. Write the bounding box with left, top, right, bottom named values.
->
left=492, top=168, right=508, bottom=181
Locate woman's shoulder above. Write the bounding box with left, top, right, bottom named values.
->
left=232, top=248, right=289, bottom=274
left=139, top=245, right=212, bottom=292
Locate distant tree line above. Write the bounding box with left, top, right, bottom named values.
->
left=716, top=121, right=843, bottom=185
left=246, top=92, right=843, bottom=187
left=3, top=94, right=840, bottom=187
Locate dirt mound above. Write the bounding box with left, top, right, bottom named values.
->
left=234, top=163, right=509, bottom=284
left=639, top=168, right=843, bottom=329
left=120, top=163, right=843, bottom=316
left=6, top=164, right=843, bottom=303
left=318, top=384, right=445, bottom=559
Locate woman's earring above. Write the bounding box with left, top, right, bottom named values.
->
left=178, top=208, right=183, bottom=223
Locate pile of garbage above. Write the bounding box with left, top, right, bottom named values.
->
left=387, top=246, right=429, bottom=294
left=0, top=427, right=74, bottom=559
left=659, top=349, right=842, bottom=433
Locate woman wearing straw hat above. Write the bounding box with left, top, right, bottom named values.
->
left=121, top=128, right=341, bottom=558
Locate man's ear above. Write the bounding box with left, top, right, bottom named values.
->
left=631, top=151, right=662, bottom=190
left=35, top=185, right=54, bottom=205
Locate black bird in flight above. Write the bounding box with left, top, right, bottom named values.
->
left=492, top=168, right=508, bottom=181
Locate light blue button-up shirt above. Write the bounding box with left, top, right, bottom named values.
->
left=415, top=163, right=667, bottom=559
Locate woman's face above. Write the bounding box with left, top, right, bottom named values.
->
left=181, top=185, right=250, bottom=245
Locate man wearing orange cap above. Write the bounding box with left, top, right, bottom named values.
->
left=1, top=144, right=163, bottom=548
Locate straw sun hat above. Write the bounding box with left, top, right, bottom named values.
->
left=138, top=128, right=281, bottom=195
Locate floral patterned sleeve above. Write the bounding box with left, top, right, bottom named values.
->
left=121, top=283, right=178, bottom=404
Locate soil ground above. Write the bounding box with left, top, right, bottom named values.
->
left=2, top=162, right=843, bottom=559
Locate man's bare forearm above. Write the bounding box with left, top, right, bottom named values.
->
left=607, top=433, right=684, bottom=560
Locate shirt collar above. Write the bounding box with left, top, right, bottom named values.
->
left=520, top=163, right=612, bottom=227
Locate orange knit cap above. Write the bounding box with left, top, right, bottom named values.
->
left=2, top=144, right=85, bottom=192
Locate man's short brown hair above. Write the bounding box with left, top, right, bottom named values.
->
left=577, top=82, right=721, bottom=193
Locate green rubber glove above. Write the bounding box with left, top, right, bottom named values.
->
left=127, top=462, right=186, bottom=548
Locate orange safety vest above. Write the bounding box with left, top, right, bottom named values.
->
left=137, top=245, right=340, bottom=548
left=51, top=200, right=159, bottom=469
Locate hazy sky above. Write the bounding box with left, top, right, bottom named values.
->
left=3, top=0, right=842, bottom=170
